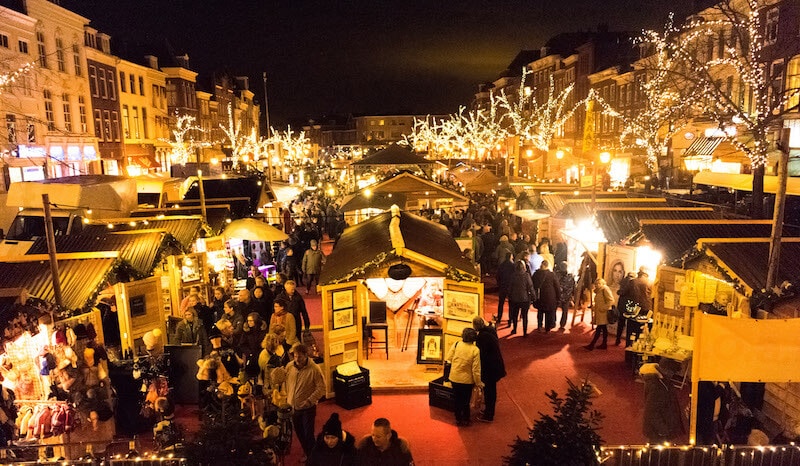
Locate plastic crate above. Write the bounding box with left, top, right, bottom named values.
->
left=333, top=366, right=370, bottom=390
left=428, top=376, right=455, bottom=412
left=335, top=386, right=372, bottom=410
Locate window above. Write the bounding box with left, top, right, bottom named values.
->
left=132, top=106, right=140, bottom=138
left=88, top=65, right=98, bottom=97
left=129, top=74, right=135, bottom=95
left=62, top=94, right=72, bottom=132
left=72, top=44, right=81, bottom=76
left=36, top=31, right=47, bottom=68
left=787, top=56, right=800, bottom=110
left=122, top=105, right=130, bottom=138
left=43, top=90, right=55, bottom=130
left=167, top=82, right=176, bottom=106
left=55, top=38, right=65, bottom=72
left=110, top=111, right=120, bottom=141
left=94, top=109, right=102, bottom=140
left=152, top=84, right=159, bottom=106
left=18, top=40, right=28, bottom=54
left=78, top=96, right=87, bottom=133
left=103, top=110, right=111, bottom=140
left=26, top=117, right=35, bottom=143
left=107, top=70, right=116, bottom=100
left=98, top=68, right=107, bottom=98
left=0, top=34, right=8, bottom=49
left=119, top=72, right=126, bottom=92
left=6, top=115, right=16, bottom=144
left=139, top=76, right=144, bottom=96
left=766, top=7, right=779, bottom=45
left=160, top=86, right=167, bottom=109
left=141, top=108, right=148, bottom=138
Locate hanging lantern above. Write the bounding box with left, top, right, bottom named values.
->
left=388, top=263, right=412, bottom=280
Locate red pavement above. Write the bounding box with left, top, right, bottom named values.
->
left=175, top=274, right=654, bottom=465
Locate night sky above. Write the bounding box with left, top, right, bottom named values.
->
left=63, top=0, right=697, bottom=126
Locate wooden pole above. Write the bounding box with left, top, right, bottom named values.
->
left=766, top=128, right=791, bottom=292
left=197, top=169, right=207, bottom=223
left=42, top=194, right=64, bottom=308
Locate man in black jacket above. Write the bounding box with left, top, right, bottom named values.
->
left=532, top=260, right=561, bottom=332
left=495, top=252, right=515, bottom=327
left=472, top=317, right=506, bottom=422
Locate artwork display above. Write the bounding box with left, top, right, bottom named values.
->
left=333, top=308, right=354, bottom=329
left=417, top=329, right=443, bottom=364
left=443, top=290, right=479, bottom=322
left=332, top=289, right=354, bottom=310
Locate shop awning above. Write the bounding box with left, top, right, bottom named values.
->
left=223, top=218, right=288, bottom=242
left=693, top=171, right=800, bottom=195
left=684, top=136, right=724, bottom=157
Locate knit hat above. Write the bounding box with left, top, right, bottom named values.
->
left=322, top=413, right=343, bottom=439
left=142, top=329, right=163, bottom=351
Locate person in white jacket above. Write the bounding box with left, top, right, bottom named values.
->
left=445, top=327, right=484, bottom=427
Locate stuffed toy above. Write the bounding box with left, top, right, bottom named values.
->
left=268, top=367, right=288, bottom=408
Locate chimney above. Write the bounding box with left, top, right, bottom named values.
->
left=145, top=55, right=159, bottom=70
left=235, top=76, right=249, bottom=91
left=176, top=54, right=190, bottom=68
left=97, top=33, right=111, bottom=54
left=540, top=46, right=550, bottom=57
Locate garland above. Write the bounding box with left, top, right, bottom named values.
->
left=328, top=252, right=480, bottom=284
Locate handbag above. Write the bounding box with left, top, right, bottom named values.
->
left=608, top=305, right=619, bottom=325
left=470, top=386, right=484, bottom=410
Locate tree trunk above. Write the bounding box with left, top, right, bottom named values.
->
left=750, top=164, right=765, bottom=219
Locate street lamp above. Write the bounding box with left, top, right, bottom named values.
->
left=556, top=150, right=564, bottom=179
left=591, top=151, right=611, bottom=211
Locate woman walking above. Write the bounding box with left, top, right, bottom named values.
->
left=585, top=278, right=613, bottom=350
left=508, top=260, right=534, bottom=336
left=445, top=328, right=484, bottom=427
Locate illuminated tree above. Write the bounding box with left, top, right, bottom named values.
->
left=657, top=0, right=800, bottom=216
left=220, top=103, right=251, bottom=168
left=165, top=113, right=203, bottom=166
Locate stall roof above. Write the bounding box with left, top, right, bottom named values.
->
left=687, top=239, right=800, bottom=295
left=694, top=171, right=800, bottom=195
left=540, top=191, right=631, bottom=215
left=129, top=206, right=229, bottom=234
left=363, top=173, right=469, bottom=205
left=451, top=170, right=502, bottom=194
left=596, top=208, right=717, bottom=244
left=25, top=230, right=179, bottom=275
left=339, top=192, right=407, bottom=213
left=319, top=210, right=477, bottom=285
left=0, top=255, right=117, bottom=310
left=554, top=198, right=668, bottom=219
left=82, top=216, right=204, bottom=251
left=632, top=220, right=799, bottom=263
left=351, top=145, right=435, bottom=166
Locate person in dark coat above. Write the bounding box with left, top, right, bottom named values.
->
left=640, top=362, right=684, bottom=444
left=508, top=260, right=534, bottom=336
left=210, top=287, right=229, bottom=326
left=251, top=285, right=274, bottom=324
left=472, top=317, right=506, bottom=422
left=308, top=413, right=356, bottom=466
left=355, top=418, right=414, bottom=466
left=630, top=269, right=653, bottom=313
left=615, top=272, right=636, bottom=346
left=239, top=312, right=268, bottom=379
left=532, top=260, right=561, bottom=332
left=555, top=261, right=575, bottom=331
left=277, top=280, right=311, bottom=342
left=495, top=252, right=515, bottom=327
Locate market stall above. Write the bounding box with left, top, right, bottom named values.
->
left=222, top=217, right=289, bottom=289
left=317, top=206, right=480, bottom=396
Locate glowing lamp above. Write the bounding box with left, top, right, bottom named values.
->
left=599, top=151, right=611, bottom=164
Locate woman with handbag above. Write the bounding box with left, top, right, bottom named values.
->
left=585, top=278, right=613, bottom=350
left=445, top=328, right=484, bottom=427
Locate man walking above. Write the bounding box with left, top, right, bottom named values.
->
left=285, top=343, right=326, bottom=462
left=301, top=239, right=326, bottom=295
left=532, top=260, right=560, bottom=332
left=473, top=317, right=506, bottom=422
left=495, top=252, right=515, bottom=326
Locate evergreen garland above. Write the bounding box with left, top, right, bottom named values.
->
left=505, top=378, right=604, bottom=466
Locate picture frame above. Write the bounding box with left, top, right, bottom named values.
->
left=332, top=307, right=354, bottom=330
left=443, top=289, right=479, bottom=322
left=332, top=289, right=354, bottom=311
left=444, top=318, right=471, bottom=337
left=443, top=333, right=460, bottom=362
left=417, top=328, right=443, bottom=364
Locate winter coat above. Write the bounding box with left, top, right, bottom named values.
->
left=269, top=312, right=298, bottom=346
left=532, top=269, right=560, bottom=311
left=557, top=271, right=576, bottom=307
left=642, top=370, right=684, bottom=443
left=496, top=260, right=516, bottom=292
left=355, top=430, right=414, bottom=466
left=494, top=240, right=515, bottom=263
left=239, top=321, right=268, bottom=359
left=309, top=430, right=356, bottom=466
left=509, top=269, right=534, bottom=303
left=475, top=327, right=506, bottom=383
left=278, top=291, right=310, bottom=340
left=302, top=248, right=326, bottom=275
left=631, top=277, right=653, bottom=312
left=445, top=340, right=482, bottom=387
left=592, top=284, right=614, bottom=325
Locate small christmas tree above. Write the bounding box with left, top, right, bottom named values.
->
left=505, top=378, right=604, bottom=466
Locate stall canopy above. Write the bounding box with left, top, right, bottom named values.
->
left=629, top=220, right=799, bottom=264
left=694, top=171, right=800, bottom=195
left=554, top=198, right=668, bottom=220
left=339, top=192, right=407, bottom=213
left=451, top=169, right=502, bottom=194
left=685, top=239, right=800, bottom=296
left=0, top=254, right=118, bottom=310
left=350, top=144, right=436, bottom=168
left=223, top=218, right=289, bottom=242
left=319, top=209, right=477, bottom=285
left=83, top=216, right=205, bottom=251
left=596, top=207, right=717, bottom=244
left=353, top=172, right=468, bottom=210
left=25, top=230, right=181, bottom=276
left=540, top=191, right=630, bottom=216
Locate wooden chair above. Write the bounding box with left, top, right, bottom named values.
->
left=364, top=301, right=389, bottom=360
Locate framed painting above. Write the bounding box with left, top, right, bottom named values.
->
left=417, top=328, right=443, bottom=364
left=332, top=307, right=354, bottom=330
left=443, top=289, right=479, bottom=322
left=332, top=289, right=354, bottom=311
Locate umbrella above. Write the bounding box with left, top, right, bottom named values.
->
left=223, top=218, right=288, bottom=242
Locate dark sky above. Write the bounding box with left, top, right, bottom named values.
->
left=64, top=0, right=696, bottom=126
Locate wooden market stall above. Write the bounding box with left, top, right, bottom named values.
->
left=317, top=206, right=481, bottom=396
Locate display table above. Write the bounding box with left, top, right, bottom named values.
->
left=626, top=338, right=693, bottom=388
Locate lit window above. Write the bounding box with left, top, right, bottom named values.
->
left=36, top=31, right=47, bottom=68
left=62, top=94, right=72, bottom=132
left=43, top=90, right=55, bottom=131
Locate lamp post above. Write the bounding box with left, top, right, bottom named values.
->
left=556, top=150, right=564, bottom=180
left=262, top=72, right=272, bottom=183
left=591, top=151, right=611, bottom=211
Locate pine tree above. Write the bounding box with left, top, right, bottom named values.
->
left=505, top=378, right=604, bottom=466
